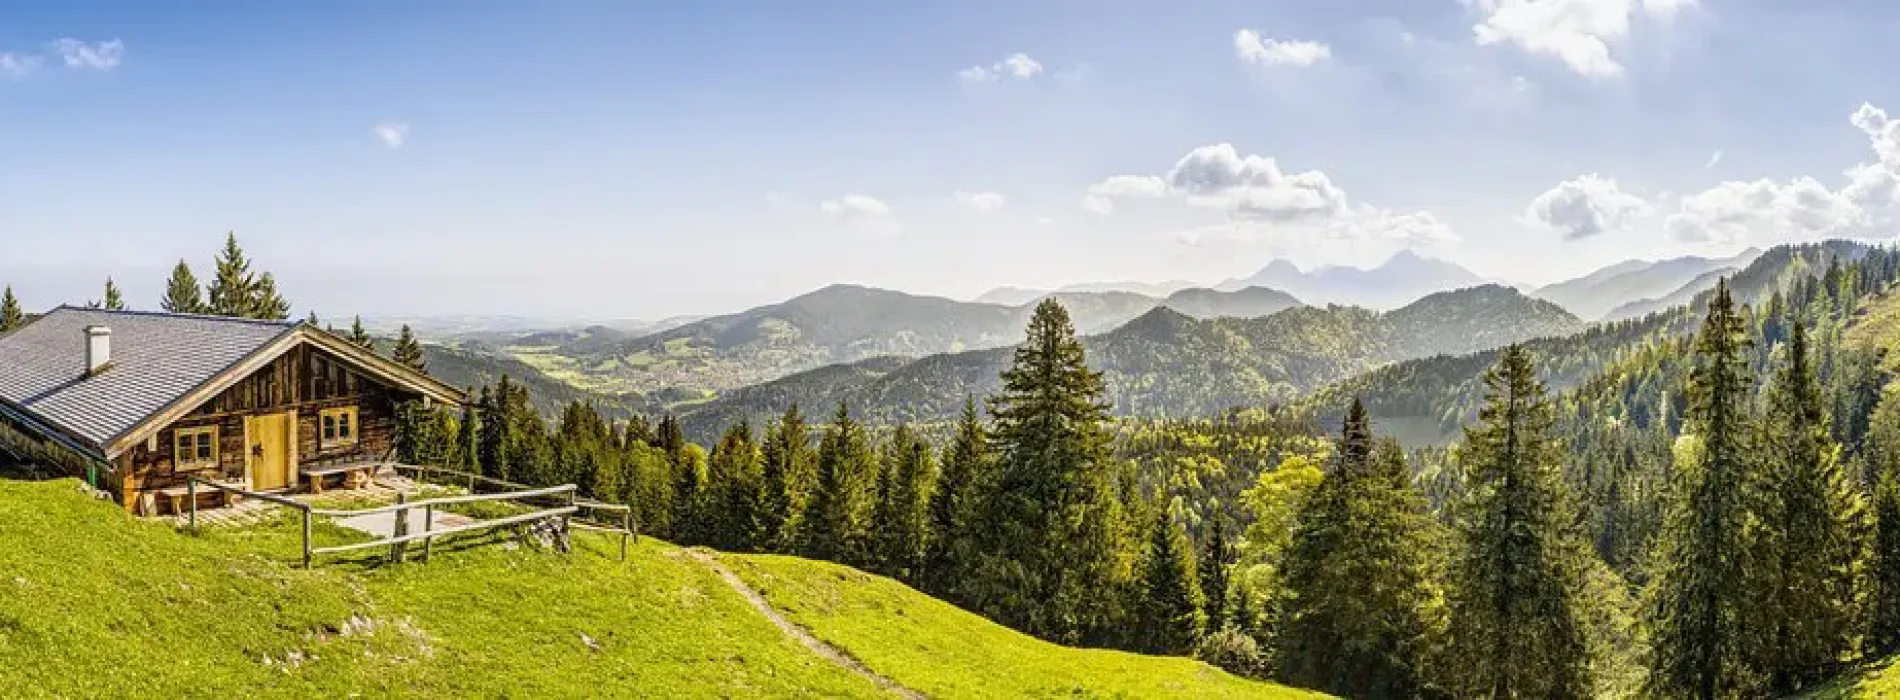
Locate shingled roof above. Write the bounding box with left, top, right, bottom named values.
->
left=0, top=306, right=463, bottom=461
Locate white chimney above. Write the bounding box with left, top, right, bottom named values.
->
left=84, top=325, right=112, bottom=376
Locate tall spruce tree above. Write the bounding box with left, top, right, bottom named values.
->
left=1646, top=279, right=1761, bottom=700
left=971, top=299, right=1133, bottom=644
left=1444, top=344, right=1595, bottom=699
left=160, top=260, right=206, bottom=314
left=1873, top=467, right=1900, bottom=653
left=1138, top=505, right=1206, bottom=655
left=799, top=402, right=875, bottom=565
left=1199, top=519, right=1237, bottom=632
left=391, top=325, right=426, bottom=372
left=101, top=277, right=125, bottom=311
left=348, top=316, right=374, bottom=350
left=207, top=232, right=258, bottom=318
left=251, top=272, right=290, bottom=320
left=453, top=397, right=480, bottom=473
left=1276, top=399, right=1448, bottom=699
left=1753, top=320, right=1860, bottom=694
left=758, top=404, right=813, bottom=552
left=706, top=422, right=764, bottom=552
left=0, top=286, right=21, bottom=332
left=872, top=424, right=935, bottom=583
left=925, top=396, right=991, bottom=597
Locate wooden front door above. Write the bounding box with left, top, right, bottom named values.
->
left=246, top=412, right=294, bottom=491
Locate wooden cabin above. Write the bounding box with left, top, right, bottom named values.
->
left=0, top=307, right=465, bottom=514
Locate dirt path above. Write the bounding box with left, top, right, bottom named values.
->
left=682, top=549, right=926, bottom=699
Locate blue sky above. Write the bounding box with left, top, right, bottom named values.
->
left=3, top=0, right=1900, bottom=319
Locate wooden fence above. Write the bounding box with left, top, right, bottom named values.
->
left=185, top=464, right=636, bottom=568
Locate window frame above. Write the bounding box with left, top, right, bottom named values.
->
left=320, top=406, right=360, bottom=449
left=173, top=426, right=220, bottom=470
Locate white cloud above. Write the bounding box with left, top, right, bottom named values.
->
left=1085, top=143, right=1457, bottom=244
left=1526, top=174, right=1653, bottom=240
left=1466, top=0, right=1692, bottom=79
left=373, top=121, right=409, bottom=149
left=52, top=39, right=123, bottom=71
left=1657, top=102, right=1900, bottom=245
left=1234, top=30, right=1332, bottom=67
left=0, top=53, right=40, bottom=79
left=958, top=53, right=1044, bottom=84
left=1704, top=150, right=1723, bottom=169
left=954, top=190, right=1007, bottom=212
left=820, top=194, right=891, bottom=219
left=764, top=191, right=793, bottom=208
left=1165, top=143, right=1350, bottom=222
left=1082, top=175, right=1168, bottom=214
left=1666, top=177, right=1860, bottom=245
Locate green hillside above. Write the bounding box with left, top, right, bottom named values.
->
left=0, top=478, right=1301, bottom=698
left=720, top=553, right=1320, bottom=699
left=678, top=284, right=1582, bottom=438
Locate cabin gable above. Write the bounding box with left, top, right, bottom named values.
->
left=119, top=342, right=426, bottom=513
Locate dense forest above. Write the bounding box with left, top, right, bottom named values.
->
left=10, top=233, right=1900, bottom=697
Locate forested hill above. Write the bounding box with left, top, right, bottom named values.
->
left=501, top=283, right=1309, bottom=399
left=1306, top=240, right=1874, bottom=443
left=676, top=284, right=1581, bottom=439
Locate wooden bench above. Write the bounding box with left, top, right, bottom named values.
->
left=301, top=463, right=382, bottom=494
left=152, top=479, right=248, bottom=516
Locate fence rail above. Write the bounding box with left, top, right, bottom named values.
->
left=185, top=464, right=636, bottom=567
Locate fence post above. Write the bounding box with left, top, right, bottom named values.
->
left=467, top=472, right=476, bottom=494
left=621, top=509, right=631, bottom=561
left=391, top=491, right=409, bottom=564
left=187, top=478, right=197, bottom=533
left=301, top=507, right=313, bottom=569
left=423, top=504, right=435, bottom=563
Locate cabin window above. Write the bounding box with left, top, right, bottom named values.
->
left=174, top=426, right=219, bottom=470
left=321, top=407, right=359, bottom=448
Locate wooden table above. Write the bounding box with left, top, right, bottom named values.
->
left=301, top=463, right=380, bottom=494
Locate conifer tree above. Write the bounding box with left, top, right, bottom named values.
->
left=453, top=398, right=480, bottom=473
left=671, top=441, right=709, bottom=546
left=160, top=260, right=205, bottom=314
left=348, top=316, right=374, bottom=350
left=1138, top=506, right=1206, bottom=655
left=102, top=277, right=125, bottom=311
left=1444, top=345, right=1594, bottom=699
left=1753, top=320, right=1860, bottom=694
left=0, top=286, right=21, bottom=332
left=925, top=396, right=991, bottom=597
left=971, top=299, right=1133, bottom=643
left=391, top=324, right=426, bottom=372
left=872, top=424, right=934, bottom=582
left=1276, top=399, right=1447, bottom=699
left=1199, top=519, right=1236, bottom=632
left=800, top=402, right=875, bottom=565
left=1872, top=468, right=1900, bottom=653
left=758, top=405, right=813, bottom=552
left=706, top=421, right=764, bottom=552
left=208, top=232, right=258, bottom=318
left=251, top=272, right=290, bottom=320
left=1646, top=279, right=1760, bottom=700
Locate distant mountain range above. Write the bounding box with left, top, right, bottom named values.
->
left=1531, top=248, right=1763, bottom=320
left=1213, top=250, right=1490, bottom=309
left=505, top=283, right=1310, bottom=397
left=974, top=280, right=1200, bottom=305
left=675, top=284, right=1582, bottom=439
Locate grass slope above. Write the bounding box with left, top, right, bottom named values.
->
left=0, top=478, right=881, bottom=698
left=721, top=553, right=1321, bottom=699
left=0, top=478, right=1316, bottom=698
